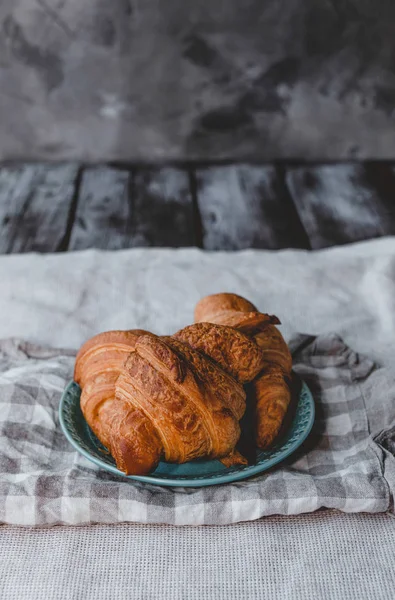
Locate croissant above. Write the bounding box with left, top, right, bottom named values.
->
left=74, top=323, right=264, bottom=475
left=195, top=293, right=280, bottom=334
left=194, top=293, right=293, bottom=449
left=74, top=330, right=162, bottom=475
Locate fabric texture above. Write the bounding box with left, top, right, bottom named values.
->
left=1, top=238, right=395, bottom=369
left=1, top=239, right=395, bottom=598
left=1, top=512, right=395, bottom=600
left=1, top=333, right=394, bottom=526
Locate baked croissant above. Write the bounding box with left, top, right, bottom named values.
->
left=194, top=293, right=293, bottom=449
left=74, top=322, right=264, bottom=475
left=74, top=330, right=162, bottom=475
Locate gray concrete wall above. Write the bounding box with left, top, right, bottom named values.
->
left=1, top=0, right=395, bottom=163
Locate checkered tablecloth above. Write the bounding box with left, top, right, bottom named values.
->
left=1, top=333, right=394, bottom=526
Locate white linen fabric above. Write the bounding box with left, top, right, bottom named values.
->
left=1, top=238, right=395, bottom=598
left=1, top=513, right=395, bottom=600
left=1, top=238, right=395, bottom=367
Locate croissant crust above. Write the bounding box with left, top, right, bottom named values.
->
left=194, top=293, right=293, bottom=450
left=75, top=326, right=255, bottom=474
left=74, top=293, right=293, bottom=475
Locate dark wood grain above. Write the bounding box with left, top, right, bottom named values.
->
left=130, top=168, right=195, bottom=247
left=363, top=163, right=395, bottom=224
left=69, top=166, right=195, bottom=250
left=68, top=167, right=132, bottom=250
left=2, top=161, right=395, bottom=255
left=285, top=164, right=395, bottom=249
left=0, top=164, right=78, bottom=253
left=195, top=165, right=310, bottom=250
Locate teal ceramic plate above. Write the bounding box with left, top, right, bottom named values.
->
left=59, top=379, right=315, bottom=487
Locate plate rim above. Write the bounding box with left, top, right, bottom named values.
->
left=59, top=379, right=315, bottom=487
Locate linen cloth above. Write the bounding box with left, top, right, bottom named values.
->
left=1, top=333, right=394, bottom=526
left=1, top=239, right=395, bottom=597
left=2, top=239, right=395, bottom=369
left=1, top=513, right=395, bottom=600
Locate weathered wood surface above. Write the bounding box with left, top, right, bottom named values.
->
left=1, top=162, right=395, bottom=254
left=0, top=164, right=78, bottom=253
left=69, top=167, right=195, bottom=250
left=195, top=165, right=310, bottom=250
left=285, top=165, right=395, bottom=249
left=130, top=168, right=196, bottom=247
left=69, top=167, right=131, bottom=250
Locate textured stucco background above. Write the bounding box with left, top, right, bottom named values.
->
left=1, top=0, right=395, bottom=162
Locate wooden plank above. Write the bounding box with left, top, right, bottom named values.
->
left=69, top=166, right=195, bottom=250
left=364, top=163, right=395, bottom=223
left=68, top=166, right=131, bottom=250
left=195, top=165, right=310, bottom=250
left=285, top=164, right=395, bottom=249
left=130, top=168, right=196, bottom=247
left=0, top=164, right=78, bottom=253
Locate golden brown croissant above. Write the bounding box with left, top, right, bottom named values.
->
left=74, top=323, right=263, bottom=474
left=74, top=330, right=162, bottom=475
left=173, top=322, right=264, bottom=383
left=194, top=293, right=293, bottom=449
left=194, top=293, right=280, bottom=334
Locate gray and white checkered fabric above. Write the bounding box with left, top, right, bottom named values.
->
left=1, top=334, right=394, bottom=526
